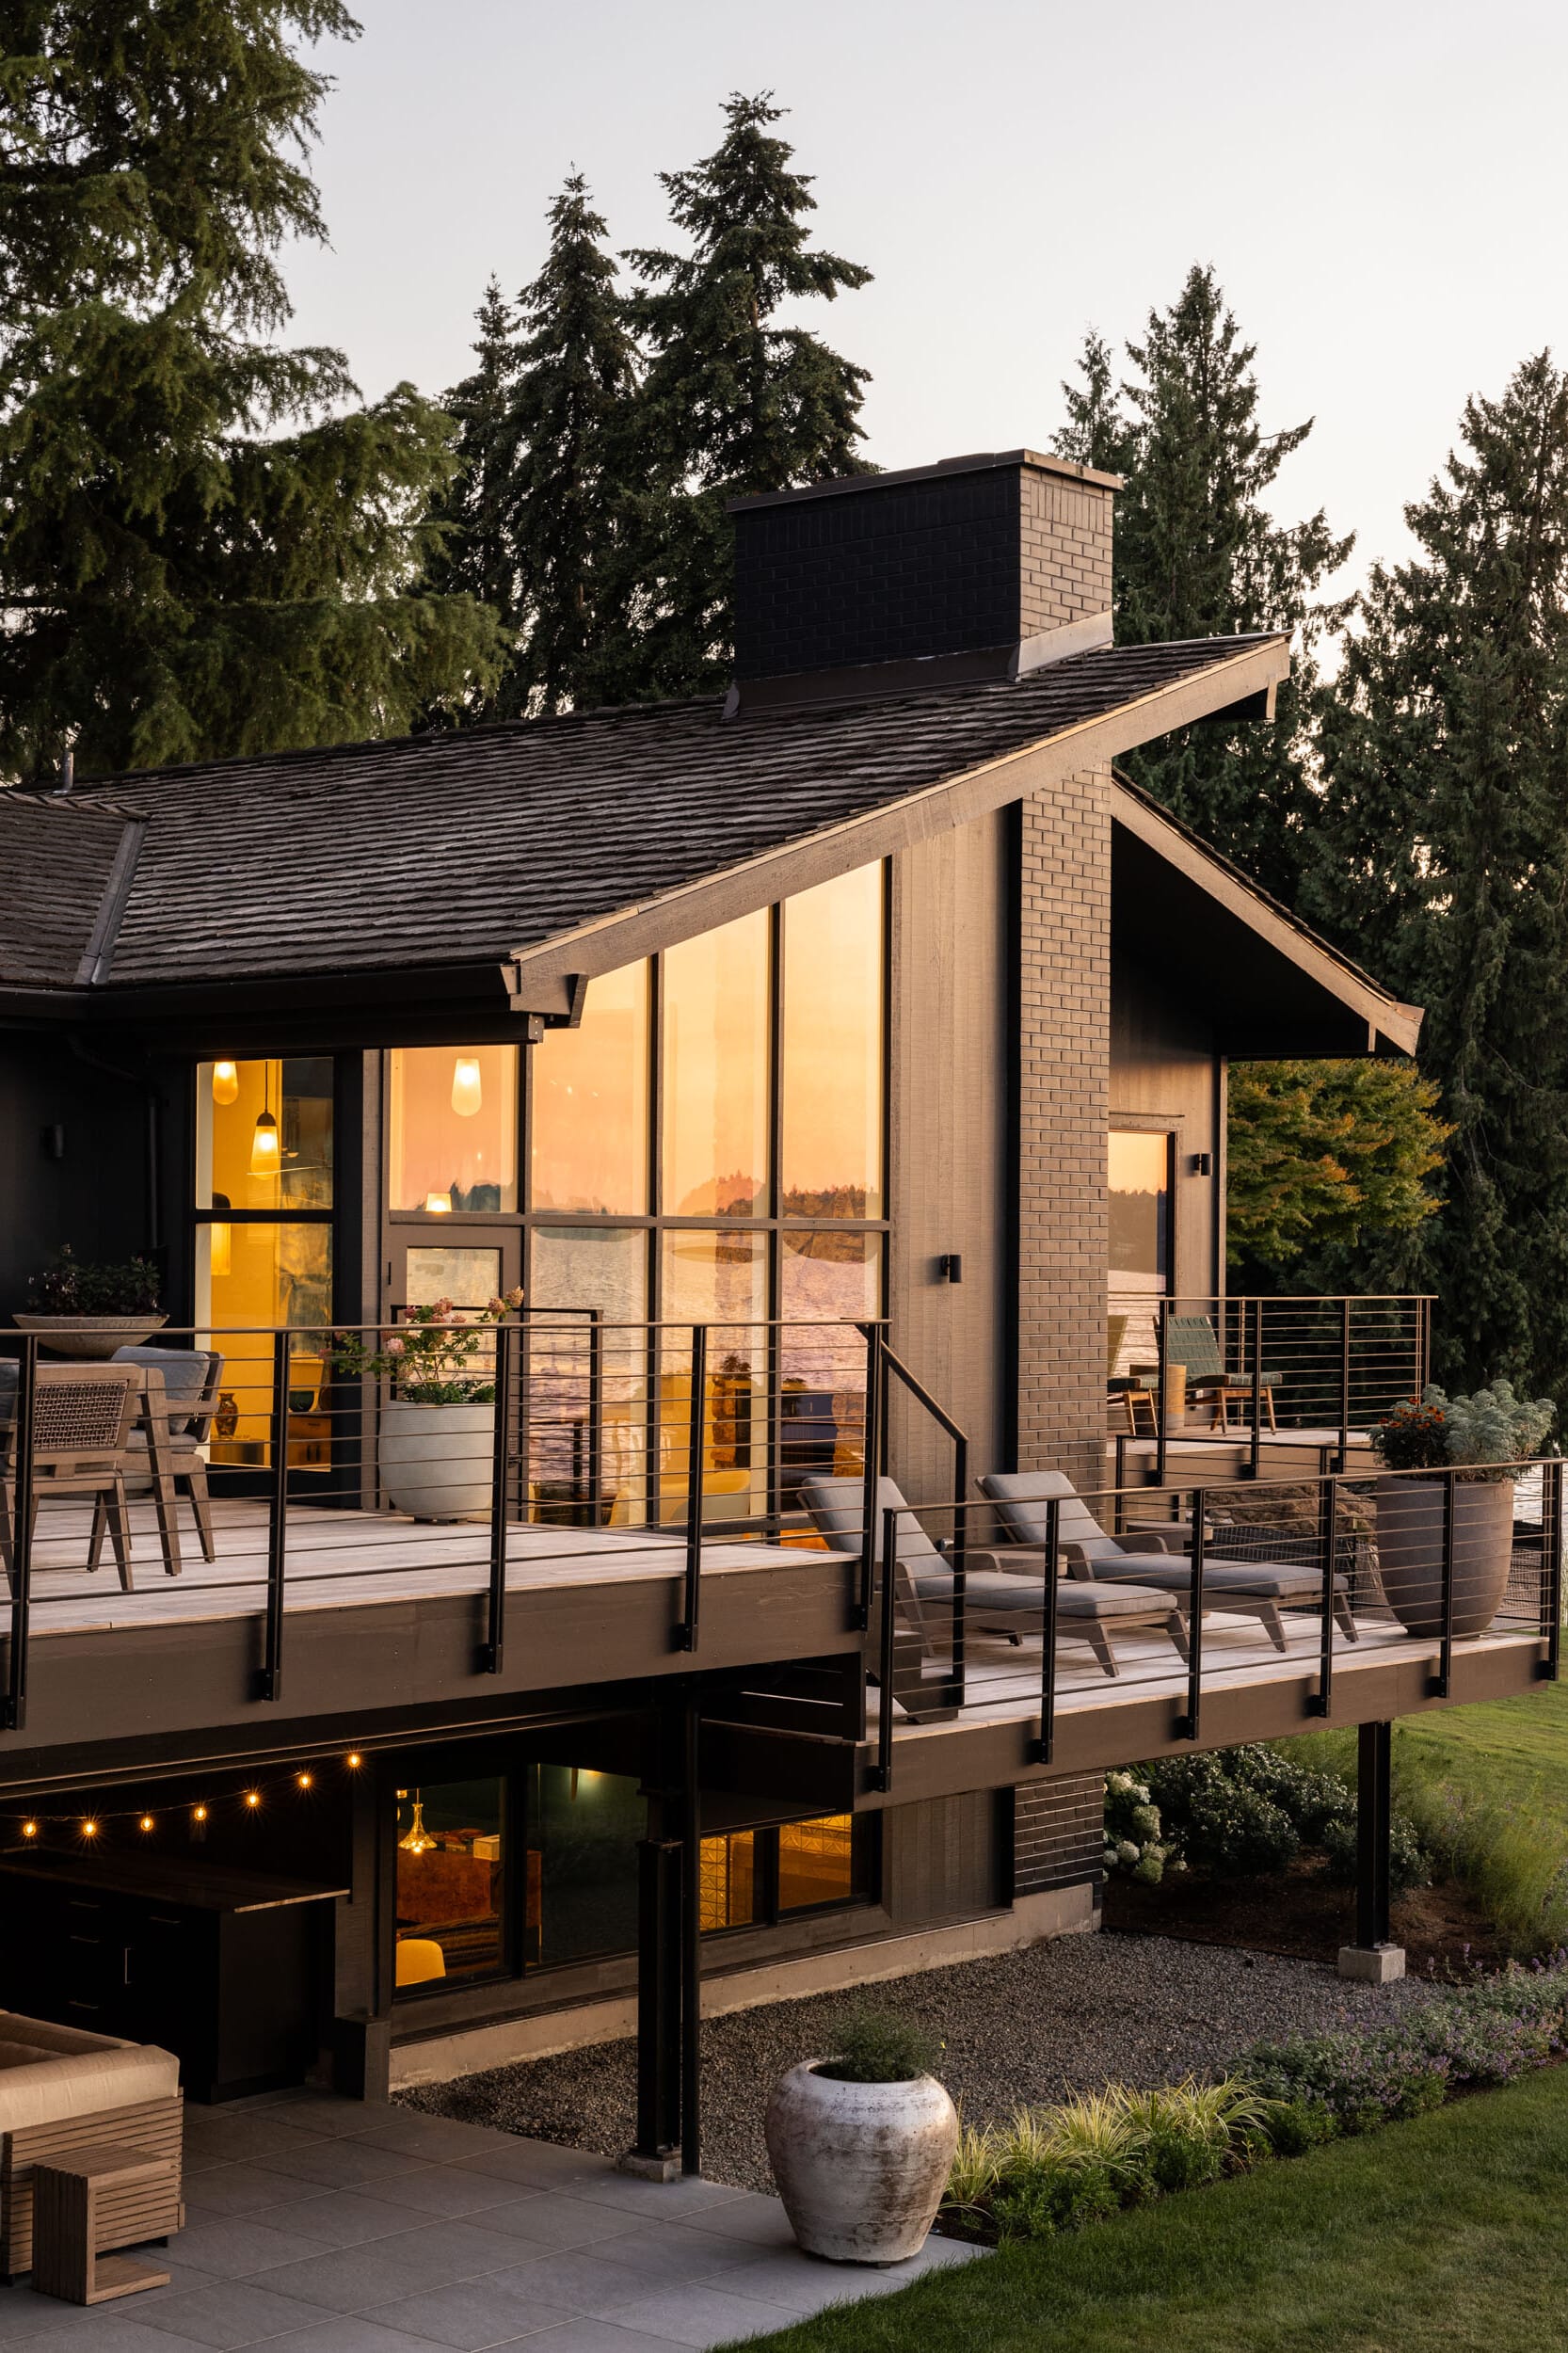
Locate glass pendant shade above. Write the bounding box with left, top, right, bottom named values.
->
left=451, top=1056, right=483, bottom=1117
left=211, top=1060, right=240, bottom=1106
left=398, top=1792, right=435, bottom=1854
left=249, top=1109, right=280, bottom=1177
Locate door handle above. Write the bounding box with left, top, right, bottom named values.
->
left=122, top=1945, right=134, bottom=1988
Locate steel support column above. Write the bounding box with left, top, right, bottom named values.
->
left=631, top=1835, right=682, bottom=2165
left=1355, top=1719, right=1393, bottom=1949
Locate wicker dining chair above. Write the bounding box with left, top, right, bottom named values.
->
left=0, top=1365, right=143, bottom=1593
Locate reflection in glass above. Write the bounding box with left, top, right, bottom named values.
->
left=660, top=1230, right=766, bottom=1525
left=699, top=1833, right=757, bottom=1930
left=389, top=1046, right=518, bottom=1212
left=529, top=1228, right=649, bottom=1525
left=532, top=963, right=649, bottom=1212
left=777, top=1230, right=879, bottom=1494
left=782, top=863, right=884, bottom=1217
left=1109, top=1129, right=1171, bottom=1304
left=393, top=1777, right=504, bottom=1988
left=529, top=1764, right=643, bottom=1967
left=662, top=912, right=769, bottom=1216
left=197, top=1058, right=333, bottom=1211
left=778, top=1815, right=856, bottom=1912
left=406, top=1247, right=504, bottom=1308
left=196, top=1221, right=333, bottom=1470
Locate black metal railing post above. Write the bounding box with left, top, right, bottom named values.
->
left=1356, top=1720, right=1394, bottom=1951
left=872, top=1504, right=897, bottom=1793
left=1545, top=1456, right=1563, bottom=1682
left=1249, top=1297, right=1263, bottom=1481
left=856, top=1324, right=883, bottom=1633
left=1433, top=1466, right=1456, bottom=1698
left=586, top=1309, right=604, bottom=1526
left=1034, top=1496, right=1061, bottom=1764
left=1338, top=1298, right=1352, bottom=1472
left=1156, top=1297, right=1169, bottom=1486
left=3, top=1337, right=38, bottom=1732
left=481, top=1321, right=513, bottom=1673
left=259, top=1329, right=290, bottom=1701
left=1311, top=1472, right=1338, bottom=1717
left=1177, top=1485, right=1206, bottom=1740
left=674, top=1325, right=706, bottom=1652
left=680, top=1690, right=702, bottom=2178
left=948, top=1433, right=969, bottom=1712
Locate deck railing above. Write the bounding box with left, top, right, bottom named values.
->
left=1108, top=1292, right=1435, bottom=1481
left=842, top=1457, right=1563, bottom=1791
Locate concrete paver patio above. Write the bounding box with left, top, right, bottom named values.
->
left=0, top=2089, right=982, bottom=2352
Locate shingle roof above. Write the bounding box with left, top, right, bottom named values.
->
left=0, top=634, right=1276, bottom=995
left=0, top=793, right=140, bottom=986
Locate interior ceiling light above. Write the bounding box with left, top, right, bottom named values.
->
left=211, top=1059, right=240, bottom=1106
left=451, top=1055, right=483, bottom=1118
left=249, top=1063, right=280, bottom=1178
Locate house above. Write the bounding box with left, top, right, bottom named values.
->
left=0, top=450, right=1549, bottom=2169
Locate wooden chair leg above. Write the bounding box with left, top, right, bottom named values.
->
left=1265, top=1387, right=1277, bottom=1433
left=185, top=1462, right=216, bottom=1565
left=1082, top=1619, right=1120, bottom=1677
left=1214, top=1388, right=1229, bottom=1435
left=1256, top=1600, right=1288, bottom=1654
left=107, top=1474, right=134, bottom=1591
left=1164, top=1607, right=1190, bottom=1663
left=1334, top=1589, right=1359, bottom=1642
left=88, top=1491, right=109, bottom=1571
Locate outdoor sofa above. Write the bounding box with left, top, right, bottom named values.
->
left=0, top=2011, right=182, bottom=2280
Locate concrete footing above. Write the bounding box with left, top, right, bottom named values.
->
left=1336, top=1942, right=1406, bottom=1985
left=616, top=2149, right=682, bottom=2182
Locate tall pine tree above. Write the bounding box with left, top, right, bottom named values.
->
left=1310, top=353, right=1568, bottom=1408
left=0, top=0, right=503, bottom=780
left=1055, top=265, right=1351, bottom=904
left=616, top=91, right=872, bottom=698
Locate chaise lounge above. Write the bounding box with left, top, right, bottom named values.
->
left=978, top=1470, right=1358, bottom=1653
left=801, top=1474, right=1191, bottom=1678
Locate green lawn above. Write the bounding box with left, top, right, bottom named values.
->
left=724, top=2065, right=1568, bottom=2353
left=1396, top=1681, right=1568, bottom=1841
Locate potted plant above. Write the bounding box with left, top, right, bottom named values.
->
left=1372, top=1382, right=1555, bottom=1638
left=14, top=1245, right=166, bottom=1357
left=763, top=2006, right=958, bottom=2265
left=331, top=1291, right=522, bottom=1522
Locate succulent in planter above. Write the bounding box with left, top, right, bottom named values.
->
left=765, top=2006, right=958, bottom=2265
left=24, top=1244, right=161, bottom=1316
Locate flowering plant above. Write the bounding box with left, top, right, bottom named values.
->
left=1374, top=1381, right=1555, bottom=1481
left=329, top=1290, right=523, bottom=1404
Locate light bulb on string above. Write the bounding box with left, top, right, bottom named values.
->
left=21, top=1820, right=37, bottom=1840
left=139, top=1815, right=154, bottom=1833
left=249, top=1062, right=280, bottom=1178
left=80, top=1818, right=98, bottom=1839
left=346, top=1753, right=361, bottom=1770
left=244, top=1790, right=262, bottom=1810
left=296, top=1772, right=313, bottom=1792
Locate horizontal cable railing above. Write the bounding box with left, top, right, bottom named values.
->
left=1107, top=1292, right=1435, bottom=1481
left=838, top=1457, right=1561, bottom=1789
left=0, top=1314, right=896, bottom=1730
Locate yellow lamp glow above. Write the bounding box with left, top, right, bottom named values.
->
left=249, top=1110, right=280, bottom=1178
left=21, top=1820, right=38, bottom=1840
left=209, top=1221, right=232, bottom=1278
left=139, top=1815, right=154, bottom=1833
left=211, top=1060, right=240, bottom=1106
left=296, top=1772, right=313, bottom=1792
left=424, top=1190, right=452, bottom=1214
left=193, top=1804, right=208, bottom=1824
left=346, top=1753, right=362, bottom=1770
left=244, top=1790, right=261, bottom=1810
left=451, top=1056, right=483, bottom=1118
left=398, top=1790, right=435, bottom=1854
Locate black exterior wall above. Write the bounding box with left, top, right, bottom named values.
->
left=0, top=1038, right=156, bottom=1309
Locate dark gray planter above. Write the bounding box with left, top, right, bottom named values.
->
left=1373, top=1474, right=1516, bottom=1638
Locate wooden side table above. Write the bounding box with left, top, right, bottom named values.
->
left=30, top=2143, right=175, bottom=2305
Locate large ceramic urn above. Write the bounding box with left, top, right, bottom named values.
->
left=1373, top=1475, right=1516, bottom=1638
left=764, top=2059, right=959, bottom=2265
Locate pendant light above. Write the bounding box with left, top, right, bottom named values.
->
left=451, top=1055, right=483, bottom=1118
left=249, top=1063, right=280, bottom=1177
left=398, top=1790, right=435, bottom=1854
left=211, top=1060, right=239, bottom=1106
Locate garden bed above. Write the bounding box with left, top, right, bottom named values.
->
left=1104, top=1857, right=1508, bottom=1973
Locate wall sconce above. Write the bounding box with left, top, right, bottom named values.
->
left=211, top=1060, right=239, bottom=1106
left=937, top=1253, right=964, bottom=1284
left=451, top=1056, right=483, bottom=1118
left=1191, top=1152, right=1213, bottom=1176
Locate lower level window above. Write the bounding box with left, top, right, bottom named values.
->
left=393, top=1778, right=504, bottom=1989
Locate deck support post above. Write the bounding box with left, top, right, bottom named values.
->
left=621, top=1692, right=703, bottom=2183
left=1338, top=1719, right=1404, bottom=1983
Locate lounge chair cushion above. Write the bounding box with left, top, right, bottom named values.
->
left=112, top=1346, right=217, bottom=1436
left=980, top=1470, right=1124, bottom=1560
left=0, top=2010, right=179, bottom=2134
left=1081, top=1557, right=1340, bottom=1600
left=801, top=1475, right=944, bottom=1566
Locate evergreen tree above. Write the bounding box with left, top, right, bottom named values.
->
left=432, top=279, right=523, bottom=636
left=1310, top=353, right=1568, bottom=1408
left=616, top=91, right=872, bottom=698
left=0, top=0, right=503, bottom=781
left=1054, top=266, right=1352, bottom=903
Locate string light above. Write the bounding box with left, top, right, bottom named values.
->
left=296, top=1772, right=313, bottom=1792
left=80, top=1818, right=98, bottom=1839
left=139, top=1815, right=154, bottom=1833
left=11, top=1752, right=366, bottom=1846
left=244, top=1790, right=262, bottom=1810
left=346, top=1753, right=361, bottom=1770
left=193, top=1804, right=209, bottom=1824
left=21, top=1820, right=37, bottom=1839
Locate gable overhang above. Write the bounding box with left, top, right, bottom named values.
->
left=1109, top=786, right=1422, bottom=1058
left=503, top=634, right=1296, bottom=1007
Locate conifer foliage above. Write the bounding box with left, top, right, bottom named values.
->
left=1309, top=354, right=1568, bottom=1407
left=1055, top=266, right=1351, bottom=904
left=0, top=0, right=503, bottom=782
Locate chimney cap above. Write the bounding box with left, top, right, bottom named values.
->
left=728, top=446, right=1124, bottom=516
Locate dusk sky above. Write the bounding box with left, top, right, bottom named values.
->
left=285, top=0, right=1568, bottom=603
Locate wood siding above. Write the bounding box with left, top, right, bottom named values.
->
left=885, top=1790, right=1004, bottom=1924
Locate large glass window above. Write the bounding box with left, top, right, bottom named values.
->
left=782, top=865, right=884, bottom=1217
left=1109, top=1128, right=1172, bottom=1305
left=778, top=1814, right=856, bottom=1911
left=532, top=964, right=649, bottom=1212
left=195, top=1060, right=334, bottom=1470
left=393, top=1777, right=504, bottom=1989
left=390, top=1046, right=518, bottom=1212
left=528, top=1765, right=643, bottom=1969
left=530, top=1228, right=649, bottom=1524
left=662, top=911, right=770, bottom=1217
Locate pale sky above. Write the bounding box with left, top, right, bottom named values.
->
left=283, top=0, right=1568, bottom=604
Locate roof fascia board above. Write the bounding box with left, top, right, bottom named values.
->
left=507, top=635, right=1293, bottom=998
left=72, top=815, right=146, bottom=985
left=1108, top=781, right=1423, bottom=1054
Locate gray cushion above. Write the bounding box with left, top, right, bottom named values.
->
left=801, top=1475, right=944, bottom=1566
left=111, top=1345, right=218, bottom=1434
left=979, top=1470, right=1122, bottom=1560
left=1083, top=1557, right=1341, bottom=1600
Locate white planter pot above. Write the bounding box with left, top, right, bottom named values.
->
left=1374, top=1474, right=1516, bottom=1638
left=379, top=1399, right=495, bottom=1522
left=12, top=1313, right=168, bottom=1360
left=764, top=2061, right=958, bottom=2265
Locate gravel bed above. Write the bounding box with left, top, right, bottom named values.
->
left=401, top=1930, right=1441, bottom=2192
